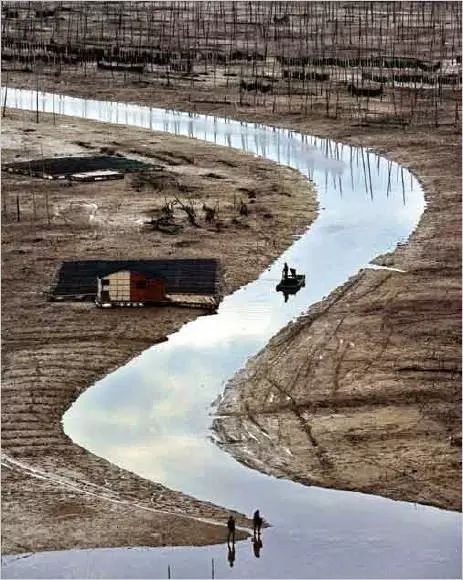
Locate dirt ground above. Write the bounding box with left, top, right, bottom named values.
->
left=1, top=48, right=461, bottom=555
left=1, top=109, right=316, bottom=554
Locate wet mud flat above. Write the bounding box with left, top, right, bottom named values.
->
left=0, top=5, right=460, bottom=573
left=1, top=109, right=316, bottom=554
left=2, top=2, right=460, bottom=127
left=12, top=75, right=459, bottom=514
left=2, top=87, right=461, bottom=560
left=0, top=89, right=460, bottom=580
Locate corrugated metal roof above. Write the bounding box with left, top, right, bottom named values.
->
left=2, top=155, right=149, bottom=178
left=51, top=259, right=219, bottom=299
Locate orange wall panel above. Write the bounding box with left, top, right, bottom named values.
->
left=130, top=272, right=166, bottom=302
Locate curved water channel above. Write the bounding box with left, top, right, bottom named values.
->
left=2, top=89, right=461, bottom=579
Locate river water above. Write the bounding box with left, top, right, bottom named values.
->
left=1, top=89, right=461, bottom=579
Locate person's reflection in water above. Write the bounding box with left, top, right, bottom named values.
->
left=252, top=510, right=264, bottom=558
left=227, top=544, right=236, bottom=567
left=283, top=289, right=289, bottom=303
left=252, top=536, right=263, bottom=558
left=226, top=515, right=236, bottom=567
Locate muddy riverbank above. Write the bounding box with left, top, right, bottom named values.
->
left=213, top=125, right=461, bottom=512
left=1, top=108, right=315, bottom=554
left=14, top=73, right=461, bottom=509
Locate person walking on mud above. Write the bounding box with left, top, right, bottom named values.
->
left=253, top=509, right=263, bottom=536
left=227, top=515, right=236, bottom=545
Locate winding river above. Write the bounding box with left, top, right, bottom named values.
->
left=2, top=89, right=461, bottom=579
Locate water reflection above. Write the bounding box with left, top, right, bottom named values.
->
left=2, top=89, right=460, bottom=579
left=252, top=536, right=263, bottom=559
left=227, top=544, right=236, bottom=568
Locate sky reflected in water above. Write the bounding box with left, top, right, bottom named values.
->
left=2, top=89, right=460, bottom=579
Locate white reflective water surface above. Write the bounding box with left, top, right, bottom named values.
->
left=1, top=89, right=461, bottom=579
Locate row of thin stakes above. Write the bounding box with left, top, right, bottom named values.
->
left=2, top=1, right=462, bottom=125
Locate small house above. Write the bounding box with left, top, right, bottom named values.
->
left=96, top=270, right=166, bottom=306
left=51, top=259, right=220, bottom=310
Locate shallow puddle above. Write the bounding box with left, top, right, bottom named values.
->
left=2, top=89, right=461, bottom=579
